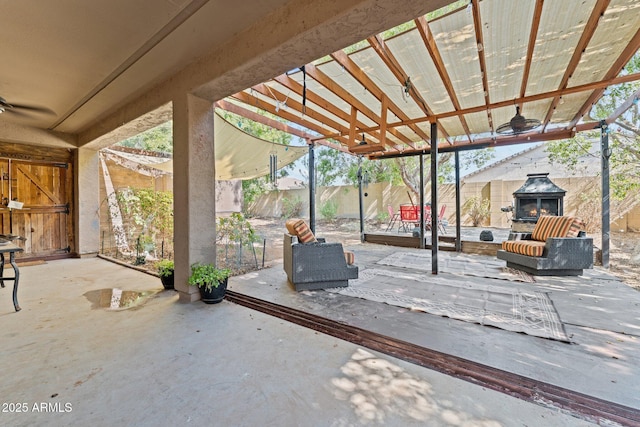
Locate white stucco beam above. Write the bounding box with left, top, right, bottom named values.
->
left=0, top=121, right=77, bottom=148
left=77, top=0, right=449, bottom=148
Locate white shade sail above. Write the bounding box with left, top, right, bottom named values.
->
left=103, top=113, right=309, bottom=180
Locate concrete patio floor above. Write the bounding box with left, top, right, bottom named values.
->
left=1, top=245, right=639, bottom=426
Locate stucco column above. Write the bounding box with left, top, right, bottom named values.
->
left=75, top=147, right=100, bottom=257
left=173, top=93, right=217, bottom=303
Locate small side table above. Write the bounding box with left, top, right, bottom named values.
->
left=0, top=244, right=25, bottom=312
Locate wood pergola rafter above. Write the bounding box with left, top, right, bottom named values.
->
left=569, top=25, right=640, bottom=129
left=250, top=83, right=351, bottom=139
left=470, top=0, right=494, bottom=134
left=230, top=90, right=350, bottom=146
left=330, top=49, right=428, bottom=145
left=302, top=63, right=414, bottom=147
left=271, top=73, right=403, bottom=149
left=215, top=99, right=349, bottom=153
left=519, top=0, right=544, bottom=100
left=542, top=0, right=612, bottom=132
left=415, top=15, right=472, bottom=141
left=367, top=34, right=453, bottom=145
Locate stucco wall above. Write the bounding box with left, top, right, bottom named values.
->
left=249, top=177, right=640, bottom=231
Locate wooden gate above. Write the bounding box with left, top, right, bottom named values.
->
left=0, top=159, right=73, bottom=259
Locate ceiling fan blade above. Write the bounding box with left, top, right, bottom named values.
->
left=0, top=95, right=55, bottom=116
left=2, top=108, right=33, bottom=118
left=495, top=123, right=515, bottom=135
left=9, top=102, right=55, bottom=115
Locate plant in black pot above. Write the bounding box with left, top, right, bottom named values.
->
left=188, top=262, right=231, bottom=304
left=156, top=259, right=175, bottom=290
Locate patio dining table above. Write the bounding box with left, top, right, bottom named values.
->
left=0, top=243, right=24, bottom=312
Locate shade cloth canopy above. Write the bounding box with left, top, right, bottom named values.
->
left=226, top=0, right=640, bottom=156
left=103, top=112, right=308, bottom=180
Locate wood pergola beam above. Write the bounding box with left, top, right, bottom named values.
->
left=302, top=63, right=413, bottom=147
left=415, top=16, right=472, bottom=140
left=330, top=49, right=424, bottom=146
left=370, top=128, right=578, bottom=160
left=272, top=73, right=395, bottom=148
left=367, top=34, right=453, bottom=144
left=215, top=99, right=349, bottom=153
left=315, top=72, right=640, bottom=139
left=230, top=91, right=350, bottom=146
left=542, top=0, right=611, bottom=130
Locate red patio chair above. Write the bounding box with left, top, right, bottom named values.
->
left=437, top=205, right=447, bottom=234
left=423, top=205, right=432, bottom=231
left=385, top=205, right=400, bottom=232
left=399, top=204, right=419, bottom=233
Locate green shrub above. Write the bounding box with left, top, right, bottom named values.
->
left=319, top=200, right=338, bottom=221
left=462, top=196, right=491, bottom=226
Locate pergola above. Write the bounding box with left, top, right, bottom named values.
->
left=226, top=0, right=640, bottom=152
left=220, top=0, right=640, bottom=270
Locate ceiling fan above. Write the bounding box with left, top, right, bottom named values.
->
left=0, top=95, right=54, bottom=117
left=495, top=106, right=541, bottom=135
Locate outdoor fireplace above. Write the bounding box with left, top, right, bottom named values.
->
left=509, top=173, right=565, bottom=233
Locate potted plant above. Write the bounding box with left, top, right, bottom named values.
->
left=156, top=259, right=175, bottom=290
left=188, top=262, right=231, bottom=304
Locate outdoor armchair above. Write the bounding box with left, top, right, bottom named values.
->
left=283, top=219, right=358, bottom=291
left=497, top=215, right=593, bottom=276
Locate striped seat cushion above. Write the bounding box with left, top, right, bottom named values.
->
left=344, top=250, right=355, bottom=265
left=285, top=218, right=317, bottom=243
left=566, top=217, right=585, bottom=238
left=285, top=218, right=301, bottom=235
left=531, top=215, right=576, bottom=241
left=502, top=240, right=546, bottom=257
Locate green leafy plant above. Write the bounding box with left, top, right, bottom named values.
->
left=376, top=211, right=390, bottom=225
left=319, top=200, right=338, bottom=221
left=115, top=187, right=174, bottom=256
left=188, top=262, right=231, bottom=291
left=216, top=212, right=261, bottom=246
left=242, top=178, right=268, bottom=217
left=462, top=196, right=491, bottom=227
left=155, top=259, right=174, bottom=277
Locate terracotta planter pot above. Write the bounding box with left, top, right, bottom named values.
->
left=199, top=278, right=228, bottom=304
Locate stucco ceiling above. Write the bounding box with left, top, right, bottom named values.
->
left=0, top=0, right=291, bottom=134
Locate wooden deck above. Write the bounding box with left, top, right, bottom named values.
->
left=364, top=233, right=502, bottom=256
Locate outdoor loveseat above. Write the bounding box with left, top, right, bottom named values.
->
left=283, top=219, right=358, bottom=291
left=497, top=215, right=593, bottom=276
